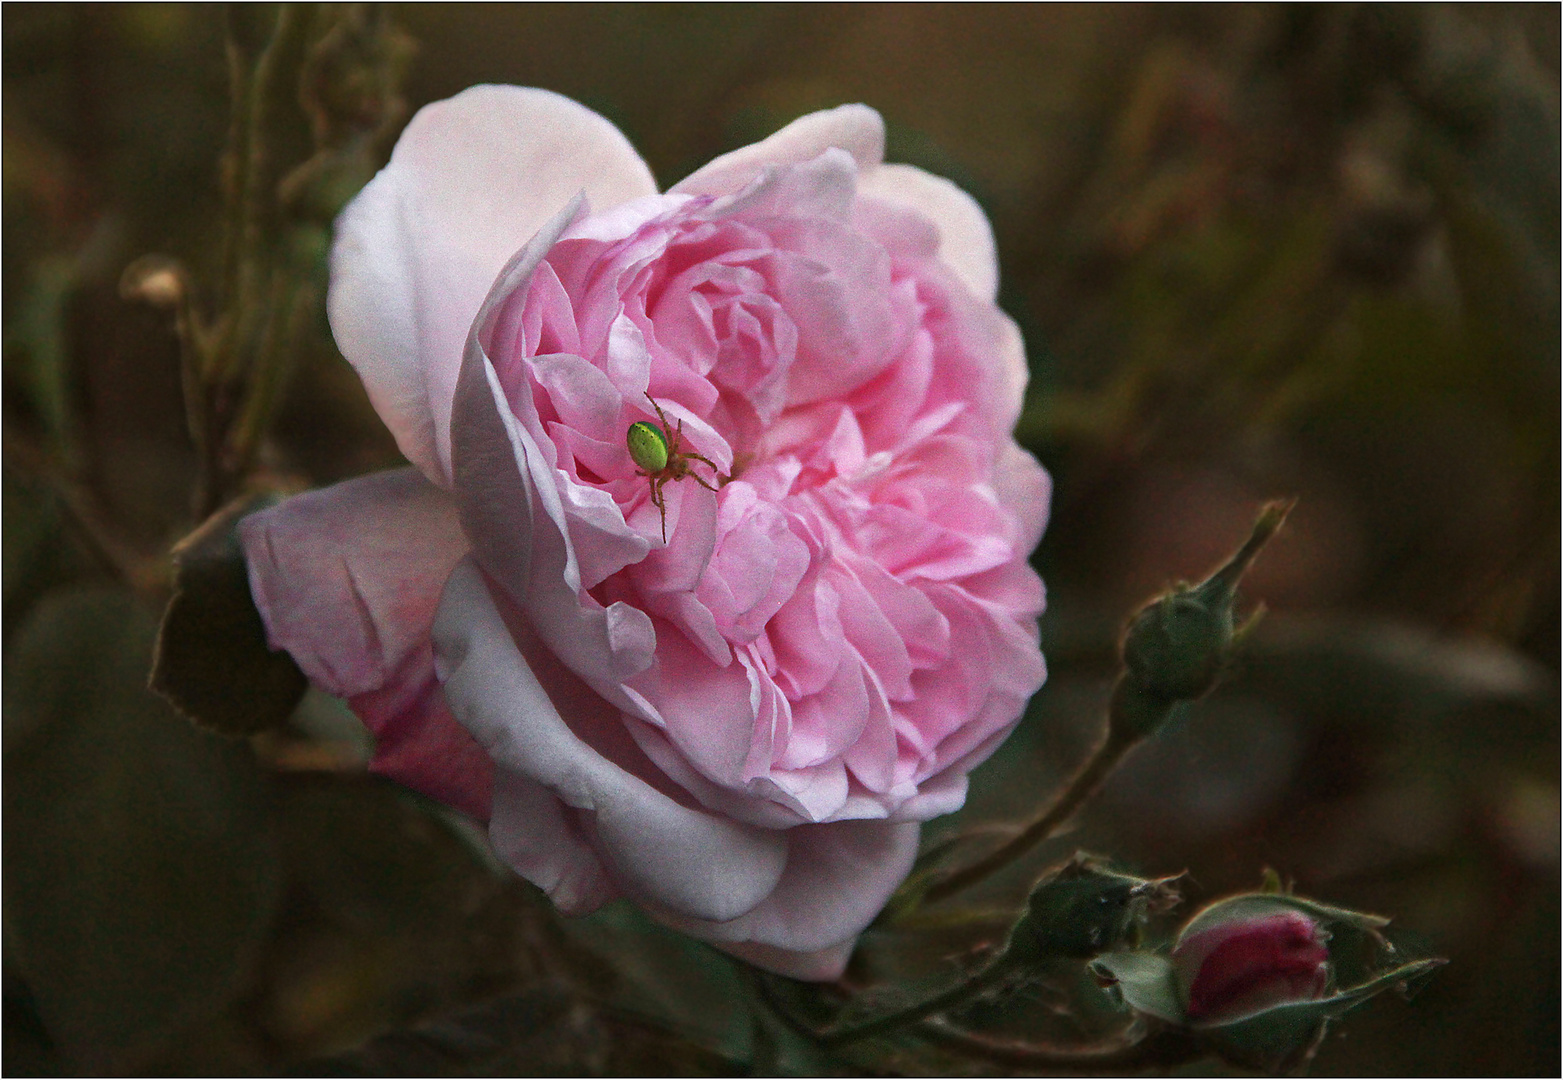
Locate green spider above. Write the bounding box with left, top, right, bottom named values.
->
left=626, top=393, right=725, bottom=543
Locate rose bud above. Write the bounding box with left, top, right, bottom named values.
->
left=1173, top=908, right=1330, bottom=1024
left=238, top=87, right=1050, bottom=980
left=1111, top=499, right=1290, bottom=741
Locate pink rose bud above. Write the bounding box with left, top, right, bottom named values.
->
left=1174, top=910, right=1330, bottom=1024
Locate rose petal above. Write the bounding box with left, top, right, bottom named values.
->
left=330, top=85, right=657, bottom=483
left=349, top=646, right=494, bottom=821
left=450, top=199, right=658, bottom=710
left=655, top=819, right=919, bottom=955
left=239, top=468, right=492, bottom=816
left=672, top=104, right=885, bottom=198
left=858, top=163, right=999, bottom=302
left=993, top=441, right=1052, bottom=557
left=488, top=765, right=616, bottom=916
left=239, top=467, right=467, bottom=697
left=435, top=559, right=789, bottom=923
left=719, top=939, right=856, bottom=982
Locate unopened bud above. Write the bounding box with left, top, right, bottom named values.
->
left=1174, top=908, right=1329, bottom=1024
left=1113, top=500, right=1293, bottom=739
left=1095, top=886, right=1443, bottom=1070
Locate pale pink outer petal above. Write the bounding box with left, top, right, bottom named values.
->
left=671, top=104, right=885, bottom=197
left=989, top=310, right=1033, bottom=440
left=239, top=468, right=467, bottom=697
left=720, top=940, right=857, bottom=982
left=434, top=559, right=790, bottom=924
left=858, top=162, right=999, bottom=302
left=330, top=86, right=658, bottom=485
left=488, top=766, right=616, bottom=916
left=652, top=819, right=920, bottom=969
left=239, top=468, right=493, bottom=818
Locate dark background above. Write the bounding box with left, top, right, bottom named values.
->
left=4, top=5, right=1557, bottom=1075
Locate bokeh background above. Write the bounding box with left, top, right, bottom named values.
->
left=4, top=4, right=1557, bottom=1075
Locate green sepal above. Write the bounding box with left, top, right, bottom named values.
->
left=1091, top=950, right=1186, bottom=1024
left=150, top=493, right=307, bottom=736
left=1007, top=854, right=1183, bottom=963
left=1113, top=501, right=1292, bottom=736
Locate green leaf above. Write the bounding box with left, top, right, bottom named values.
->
left=1091, top=951, right=1186, bottom=1024
left=151, top=493, right=307, bottom=736
left=3, top=586, right=282, bottom=1068
left=5, top=254, right=78, bottom=453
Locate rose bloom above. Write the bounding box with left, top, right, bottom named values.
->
left=1173, top=909, right=1331, bottom=1024
left=241, top=86, right=1050, bottom=979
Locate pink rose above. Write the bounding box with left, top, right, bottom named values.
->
left=1173, top=909, right=1331, bottom=1024
left=241, top=86, right=1049, bottom=979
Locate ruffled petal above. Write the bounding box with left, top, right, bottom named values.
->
left=488, top=766, right=616, bottom=916
left=349, top=646, right=494, bottom=821
left=330, top=85, right=657, bottom=483
left=993, top=440, right=1052, bottom=557
left=449, top=200, right=658, bottom=711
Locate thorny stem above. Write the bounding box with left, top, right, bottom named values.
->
left=230, top=273, right=314, bottom=480
left=230, top=2, right=303, bottom=353
left=196, top=4, right=311, bottom=519
left=755, top=963, right=1194, bottom=1068
left=218, top=7, right=251, bottom=321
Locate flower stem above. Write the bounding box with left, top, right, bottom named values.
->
left=819, top=959, right=1015, bottom=1048
left=916, top=501, right=1293, bottom=907
left=921, top=698, right=1142, bottom=906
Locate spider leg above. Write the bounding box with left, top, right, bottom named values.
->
left=649, top=475, right=668, bottom=543
left=682, top=452, right=726, bottom=491
left=645, top=393, right=674, bottom=434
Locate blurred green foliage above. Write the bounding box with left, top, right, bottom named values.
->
left=3, top=4, right=1557, bottom=1075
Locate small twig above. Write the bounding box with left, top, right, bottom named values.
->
left=922, top=719, right=1139, bottom=906
left=218, top=6, right=251, bottom=319
left=819, top=961, right=1015, bottom=1048
left=230, top=2, right=303, bottom=357
left=915, top=500, right=1294, bottom=908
